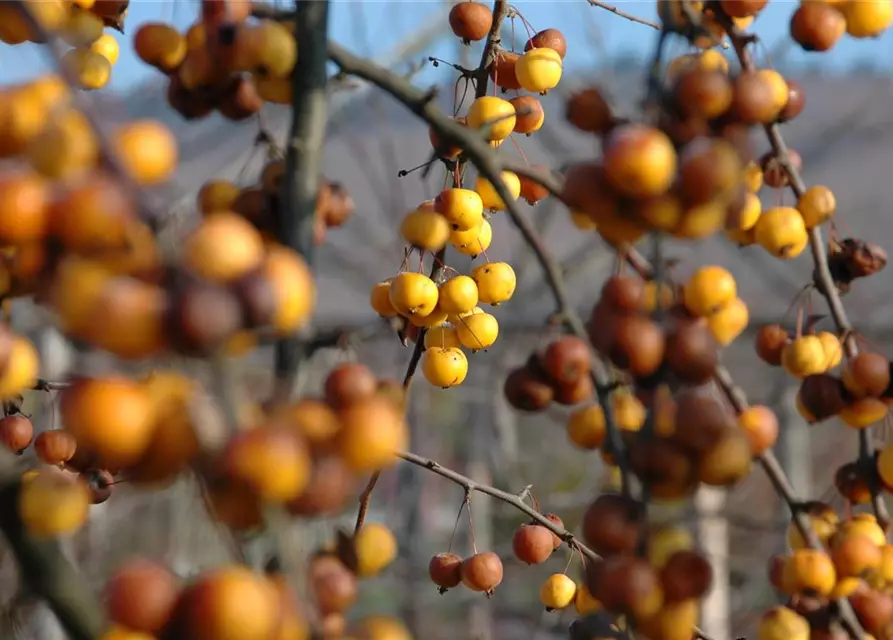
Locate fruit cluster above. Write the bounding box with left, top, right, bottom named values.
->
left=764, top=506, right=893, bottom=639
left=197, top=159, right=355, bottom=249
left=136, top=11, right=298, bottom=121
left=0, top=0, right=122, bottom=90
left=560, top=51, right=825, bottom=255
left=790, top=0, right=893, bottom=51
left=503, top=335, right=596, bottom=411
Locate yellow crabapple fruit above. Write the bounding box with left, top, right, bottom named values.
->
left=603, top=124, right=677, bottom=199
left=389, top=273, right=439, bottom=317
left=515, top=47, right=563, bottom=94
left=424, top=324, right=461, bottom=350
left=817, top=331, right=843, bottom=370
left=90, top=34, right=120, bottom=65
left=0, top=337, right=40, bottom=399
left=434, top=188, right=485, bottom=231
left=682, top=265, right=737, bottom=317
left=474, top=172, right=521, bottom=211
left=844, top=0, right=893, bottom=38
left=472, top=262, right=516, bottom=305
left=62, top=48, right=111, bottom=90
left=455, top=312, right=499, bottom=351
left=754, top=206, right=808, bottom=260
left=370, top=280, right=397, bottom=317
left=797, top=185, right=836, bottom=229
left=706, top=297, right=749, bottom=346
left=782, top=336, right=827, bottom=379
left=408, top=306, right=448, bottom=328
left=450, top=220, right=492, bottom=257
left=539, top=574, right=577, bottom=610
left=60, top=8, right=104, bottom=47
left=448, top=305, right=483, bottom=326
left=400, top=207, right=450, bottom=252
left=438, top=275, right=479, bottom=315
left=466, top=96, right=516, bottom=142
left=566, top=405, right=606, bottom=450
left=422, top=347, right=468, bottom=388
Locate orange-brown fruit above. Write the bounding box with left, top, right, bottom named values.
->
left=755, top=323, right=790, bottom=366
left=460, top=552, right=504, bottom=593
left=798, top=373, right=848, bottom=423
left=660, top=550, right=713, bottom=602
left=588, top=556, right=663, bottom=619
left=832, top=533, right=882, bottom=577
left=697, top=429, right=753, bottom=487
left=512, top=523, right=554, bottom=565
left=719, top=0, right=767, bottom=17
left=788, top=548, right=837, bottom=597
left=677, top=137, right=742, bottom=205
left=488, top=51, right=522, bottom=91
left=167, top=281, right=244, bottom=356
left=834, top=461, right=873, bottom=505
left=105, top=558, right=179, bottom=634
left=83, top=468, right=113, bottom=504
left=223, top=425, right=311, bottom=503
left=429, top=552, right=463, bottom=591
left=608, top=315, right=666, bottom=378
left=850, top=588, right=893, bottom=635
left=543, top=513, right=564, bottom=550
left=582, top=492, right=642, bottom=556
left=0, top=169, right=49, bottom=245
left=672, top=391, right=734, bottom=453
left=553, top=374, right=594, bottom=406
left=35, top=429, right=77, bottom=466
left=166, top=74, right=216, bottom=121
left=779, top=79, right=806, bottom=123
left=628, top=436, right=697, bottom=500
left=336, top=396, right=407, bottom=473
left=790, top=2, right=847, bottom=52
left=731, top=71, right=783, bottom=124
left=737, top=405, right=779, bottom=456
left=183, top=211, right=265, bottom=283
left=217, top=74, right=264, bottom=121
left=673, top=67, right=733, bottom=120
left=524, top=28, right=567, bottom=59
left=518, top=167, right=551, bottom=205
left=565, top=87, right=613, bottom=135
left=0, top=415, right=33, bottom=454
left=286, top=455, right=354, bottom=517
left=310, top=555, right=358, bottom=616
left=448, top=2, right=493, bottom=43
left=664, top=318, right=719, bottom=384
left=324, top=362, right=378, bottom=409
left=542, top=335, right=591, bottom=385
left=509, top=95, right=544, bottom=135
left=761, top=149, right=802, bottom=189
left=843, top=352, right=890, bottom=398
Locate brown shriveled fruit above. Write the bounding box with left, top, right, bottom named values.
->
left=761, top=149, right=802, bottom=189
left=834, top=461, right=873, bottom=505
left=324, top=362, right=377, bottom=409
left=842, top=352, right=890, bottom=398
left=553, top=374, right=594, bottom=406
left=167, top=281, right=244, bottom=356
left=542, top=335, right=591, bottom=385
left=502, top=365, right=554, bottom=412
left=524, top=28, right=567, bottom=58
left=628, top=436, right=697, bottom=500
left=582, top=493, right=642, bottom=556
left=448, top=2, right=493, bottom=43
left=664, top=318, right=719, bottom=384
left=660, top=550, right=713, bottom=602
left=311, top=555, right=358, bottom=616
left=588, top=556, right=663, bottom=619
left=429, top=552, right=463, bottom=591
left=672, top=390, right=734, bottom=453
left=850, top=588, right=893, bottom=635
left=217, top=75, right=263, bottom=121
left=755, top=323, right=790, bottom=366
left=600, top=275, right=646, bottom=313
left=608, top=315, right=666, bottom=378
left=565, top=87, right=613, bottom=134
left=511, top=523, right=554, bottom=565
left=105, top=558, right=179, bottom=634
left=461, top=552, right=504, bottom=593
left=286, top=455, right=354, bottom=517
left=696, top=429, right=753, bottom=487
left=83, top=468, right=113, bottom=504
left=798, top=374, right=848, bottom=423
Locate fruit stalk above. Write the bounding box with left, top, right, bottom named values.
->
left=273, top=0, right=331, bottom=403
left=718, top=8, right=890, bottom=531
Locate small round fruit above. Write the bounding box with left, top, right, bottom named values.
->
left=603, top=124, right=677, bottom=199
left=525, top=29, right=567, bottom=58
left=455, top=312, right=498, bottom=351
left=460, top=552, right=504, bottom=592
left=434, top=188, right=484, bottom=231
left=448, top=1, right=493, bottom=42
left=755, top=206, right=808, bottom=259
left=19, top=469, right=90, bottom=537
left=683, top=266, right=737, bottom=317
left=844, top=0, right=893, bottom=38
left=62, top=48, right=111, bottom=90
left=35, top=430, right=77, bottom=466
left=450, top=220, right=492, bottom=256
left=472, top=262, right=516, bottom=305
left=422, top=347, right=468, bottom=388
left=0, top=415, right=33, bottom=454
left=429, top=552, right=463, bottom=590
left=474, top=172, right=521, bottom=211
left=90, top=33, right=120, bottom=65
left=737, top=405, right=779, bottom=455
left=105, top=558, right=179, bottom=634
left=539, top=573, right=577, bottom=610
left=509, top=95, right=545, bottom=134
left=370, top=281, right=397, bottom=318
left=566, top=405, right=606, bottom=450
left=389, top=272, right=439, bottom=317
left=565, top=87, right=613, bottom=134
left=757, top=606, right=809, bottom=640
left=336, top=396, right=407, bottom=472
left=544, top=335, right=592, bottom=384
left=112, top=120, right=178, bottom=186
left=324, top=362, right=377, bottom=409
left=706, top=297, right=749, bottom=346
left=354, top=522, right=398, bottom=578
left=515, top=47, right=563, bottom=94
left=400, top=208, right=450, bottom=251
left=797, top=185, right=836, bottom=229
left=466, top=96, right=516, bottom=142
left=223, top=426, right=311, bottom=502
left=184, top=212, right=264, bottom=283
left=438, top=275, right=479, bottom=315
left=512, top=524, right=554, bottom=565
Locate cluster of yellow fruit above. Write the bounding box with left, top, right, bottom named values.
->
left=0, top=0, right=122, bottom=90
left=370, top=251, right=515, bottom=388
left=135, top=14, right=298, bottom=120
left=761, top=507, right=893, bottom=640
left=681, top=265, right=749, bottom=346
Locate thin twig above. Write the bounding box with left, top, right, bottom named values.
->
left=273, top=0, right=331, bottom=405
left=585, top=0, right=661, bottom=30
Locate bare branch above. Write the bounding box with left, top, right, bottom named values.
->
left=585, top=0, right=661, bottom=31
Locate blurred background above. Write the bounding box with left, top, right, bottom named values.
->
left=4, top=1, right=893, bottom=639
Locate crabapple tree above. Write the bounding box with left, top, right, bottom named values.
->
left=0, top=1, right=890, bottom=640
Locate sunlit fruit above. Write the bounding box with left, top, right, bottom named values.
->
left=455, top=312, right=498, bottom=351
left=707, top=297, right=749, bottom=346
left=797, top=185, right=836, bottom=228
left=224, top=426, right=310, bottom=502
left=843, top=0, right=893, bottom=38
left=566, top=405, right=606, bottom=450
left=509, top=95, right=545, bottom=134
left=429, top=552, right=463, bottom=591
left=62, top=48, right=111, bottom=90
left=466, top=96, right=516, bottom=142
left=754, top=206, right=808, bottom=259
left=448, top=1, right=493, bottom=43
left=422, top=346, right=468, bottom=388
left=60, top=376, right=155, bottom=470
left=737, top=405, right=778, bottom=455
left=105, top=558, right=179, bottom=634
left=0, top=415, right=33, bottom=454
left=781, top=336, right=826, bottom=379
left=0, top=169, right=49, bottom=244
left=389, top=272, right=439, bottom=317
left=61, top=7, right=104, bottom=47
left=354, top=522, right=398, bottom=578
left=461, top=552, right=504, bottom=592
left=603, top=124, right=677, bottom=199
left=112, top=120, right=178, bottom=186
left=434, top=188, right=484, bottom=231
left=90, top=33, right=120, bottom=64
left=400, top=207, right=450, bottom=251
left=540, top=573, right=577, bottom=610
left=336, top=396, right=407, bottom=472
left=450, top=220, right=492, bottom=257
left=682, top=265, right=736, bottom=317
left=512, top=523, right=554, bottom=565
left=438, top=275, right=479, bottom=315
left=731, top=72, right=785, bottom=124
left=787, top=548, right=837, bottom=596
left=472, top=261, right=516, bottom=305
left=262, top=244, right=316, bottom=336
left=474, top=171, right=521, bottom=211
left=757, top=606, right=809, bottom=640
left=19, top=469, right=90, bottom=537
left=184, top=212, right=264, bottom=283
left=0, top=337, right=39, bottom=399
left=35, top=430, right=77, bottom=466
left=515, top=47, right=563, bottom=94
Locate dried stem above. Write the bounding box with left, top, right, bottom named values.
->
left=585, top=0, right=661, bottom=31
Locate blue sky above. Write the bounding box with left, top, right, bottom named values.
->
left=2, top=1, right=892, bottom=93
